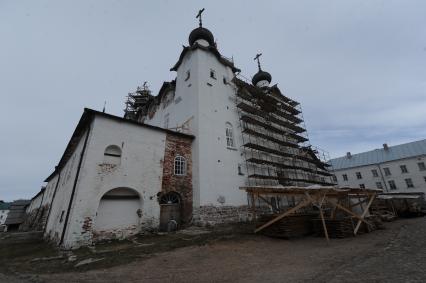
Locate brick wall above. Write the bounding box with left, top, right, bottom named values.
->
left=161, top=134, right=193, bottom=225
left=193, top=205, right=252, bottom=226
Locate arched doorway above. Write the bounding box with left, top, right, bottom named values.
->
left=94, top=187, right=141, bottom=240
left=159, top=192, right=181, bottom=232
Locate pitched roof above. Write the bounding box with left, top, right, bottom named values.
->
left=45, top=108, right=195, bottom=182
left=4, top=200, right=30, bottom=225
left=330, top=139, right=426, bottom=171
left=171, top=43, right=240, bottom=73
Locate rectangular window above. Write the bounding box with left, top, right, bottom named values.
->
left=400, top=165, right=408, bottom=173
left=356, top=172, right=362, bottom=179
left=388, top=180, right=397, bottom=190
left=359, top=184, right=365, bottom=189
left=383, top=167, right=391, bottom=176
left=342, top=174, right=348, bottom=181
left=210, top=69, right=216, bottom=79
left=405, top=178, right=414, bottom=188
left=332, top=175, right=337, bottom=182
left=371, top=169, right=379, bottom=177
left=418, top=162, right=426, bottom=171
left=376, top=182, right=383, bottom=189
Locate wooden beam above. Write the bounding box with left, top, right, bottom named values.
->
left=354, top=194, right=376, bottom=235
left=327, top=199, right=371, bottom=227
left=350, top=198, right=368, bottom=208
left=318, top=204, right=330, bottom=244
left=254, top=197, right=312, bottom=233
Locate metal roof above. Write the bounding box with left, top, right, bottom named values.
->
left=329, top=139, right=426, bottom=171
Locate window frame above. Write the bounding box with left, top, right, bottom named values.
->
left=400, top=165, right=408, bottom=174
left=405, top=178, right=414, bottom=188
left=342, top=174, right=348, bottom=181
left=371, top=169, right=379, bottom=177
left=388, top=180, right=397, bottom=190
left=383, top=167, right=391, bottom=176
left=174, top=155, right=187, bottom=176
left=225, top=122, right=236, bottom=149
left=359, top=184, right=365, bottom=189
left=418, top=162, right=426, bottom=171
left=375, top=181, right=383, bottom=189
left=210, top=69, right=216, bottom=79
left=356, top=172, right=362, bottom=179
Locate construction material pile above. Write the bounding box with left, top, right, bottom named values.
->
left=258, top=214, right=315, bottom=238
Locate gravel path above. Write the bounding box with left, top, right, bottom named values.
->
left=5, top=217, right=426, bottom=283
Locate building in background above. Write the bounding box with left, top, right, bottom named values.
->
left=0, top=201, right=11, bottom=231
left=4, top=200, right=30, bottom=231
left=329, top=139, right=426, bottom=194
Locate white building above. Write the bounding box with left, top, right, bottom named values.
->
left=329, top=140, right=426, bottom=194
left=29, top=12, right=333, bottom=248
left=0, top=201, right=10, bottom=228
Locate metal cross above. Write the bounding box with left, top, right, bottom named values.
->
left=196, top=8, right=205, bottom=27
left=254, top=53, right=262, bottom=71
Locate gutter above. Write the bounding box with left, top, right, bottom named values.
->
left=59, top=124, right=91, bottom=246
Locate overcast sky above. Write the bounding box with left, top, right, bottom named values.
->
left=1, top=1, right=425, bottom=201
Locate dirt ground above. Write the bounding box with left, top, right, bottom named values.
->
left=2, top=217, right=426, bottom=283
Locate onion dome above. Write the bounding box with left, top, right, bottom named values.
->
left=188, top=27, right=215, bottom=46
left=252, top=70, right=272, bottom=86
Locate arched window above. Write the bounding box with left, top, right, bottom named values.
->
left=174, top=156, right=186, bottom=176
left=225, top=122, right=235, bottom=148
left=103, top=145, right=122, bottom=165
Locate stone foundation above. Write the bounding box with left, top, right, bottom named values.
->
left=193, top=205, right=252, bottom=226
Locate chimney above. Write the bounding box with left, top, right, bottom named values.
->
left=383, top=143, right=389, bottom=151
left=346, top=152, right=352, bottom=159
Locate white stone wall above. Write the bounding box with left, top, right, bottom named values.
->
left=333, top=155, right=426, bottom=194
left=144, top=47, right=248, bottom=210
left=44, top=127, right=91, bottom=244
left=58, top=115, right=166, bottom=248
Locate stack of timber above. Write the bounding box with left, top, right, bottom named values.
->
left=257, top=214, right=315, bottom=238
left=312, top=217, right=355, bottom=238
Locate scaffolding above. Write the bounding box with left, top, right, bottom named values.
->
left=124, top=82, right=154, bottom=121
left=233, top=76, right=335, bottom=188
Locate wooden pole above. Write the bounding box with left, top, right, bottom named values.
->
left=354, top=194, right=375, bottom=235
left=318, top=204, right=330, bottom=244
left=327, top=199, right=371, bottom=226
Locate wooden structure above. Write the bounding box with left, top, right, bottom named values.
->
left=241, top=186, right=382, bottom=243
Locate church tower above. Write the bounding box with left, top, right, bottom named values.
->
left=127, top=10, right=334, bottom=224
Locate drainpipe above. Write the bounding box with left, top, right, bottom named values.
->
left=31, top=188, right=46, bottom=229
left=60, top=125, right=91, bottom=246
left=43, top=168, right=61, bottom=234
left=377, top=163, right=389, bottom=192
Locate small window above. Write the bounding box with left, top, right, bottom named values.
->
left=424, top=176, right=426, bottom=183
left=405, top=178, right=414, bottom=188
left=371, top=169, right=379, bottom=177
left=359, top=184, right=365, bottom=189
left=356, top=172, right=362, bottom=179
left=185, top=70, right=190, bottom=81
left=223, top=76, right=227, bottom=84
left=174, top=156, right=187, bottom=176
left=342, top=174, right=348, bottom=181
left=383, top=167, right=391, bottom=176
left=418, top=162, right=426, bottom=171
left=225, top=122, right=235, bottom=148
left=376, top=182, right=383, bottom=189
left=400, top=165, right=408, bottom=173
left=210, top=69, right=216, bottom=79
left=104, top=145, right=122, bottom=165
left=388, top=180, right=397, bottom=190
left=332, top=175, right=337, bottom=182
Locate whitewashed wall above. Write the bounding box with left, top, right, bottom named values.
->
left=333, top=155, right=426, bottom=194
left=60, top=115, right=166, bottom=248
left=144, top=47, right=248, bottom=208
